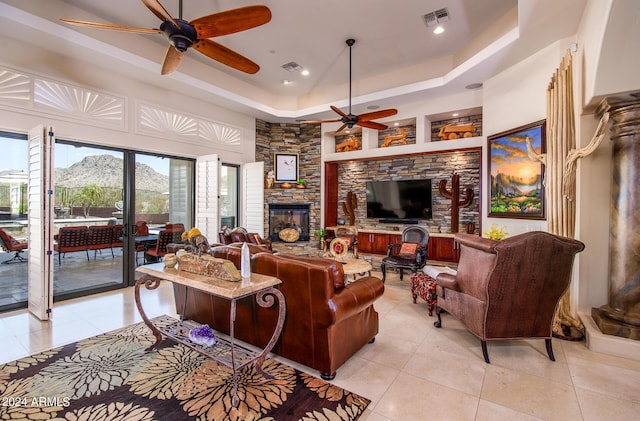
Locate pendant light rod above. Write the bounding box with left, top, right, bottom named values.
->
left=346, top=38, right=355, bottom=115
left=178, top=0, right=183, bottom=19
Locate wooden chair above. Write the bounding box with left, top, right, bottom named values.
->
left=333, top=226, right=359, bottom=257
left=54, top=226, right=89, bottom=264
left=380, top=226, right=429, bottom=282
left=0, top=228, right=28, bottom=264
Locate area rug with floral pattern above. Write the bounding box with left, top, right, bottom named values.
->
left=0, top=315, right=370, bottom=420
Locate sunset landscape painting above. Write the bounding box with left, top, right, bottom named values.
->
left=488, top=120, right=546, bottom=219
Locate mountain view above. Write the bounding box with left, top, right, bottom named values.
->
left=54, top=155, right=168, bottom=192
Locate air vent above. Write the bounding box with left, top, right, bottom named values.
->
left=281, top=61, right=303, bottom=72
left=423, top=8, right=450, bottom=27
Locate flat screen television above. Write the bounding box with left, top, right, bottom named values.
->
left=366, top=179, right=432, bottom=222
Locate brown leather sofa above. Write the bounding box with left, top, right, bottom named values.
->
left=173, top=244, right=384, bottom=380
left=218, top=227, right=272, bottom=250
left=434, top=231, right=585, bottom=363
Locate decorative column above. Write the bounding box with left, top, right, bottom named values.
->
left=592, top=91, right=640, bottom=340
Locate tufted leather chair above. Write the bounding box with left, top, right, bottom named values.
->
left=434, top=231, right=585, bottom=363
left=380, top=226, right=429, bottom=282
left=173, top=244, right=384, bottom=380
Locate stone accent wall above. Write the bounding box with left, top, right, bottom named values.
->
left=431, top=114, right=483, bottom=142
left=256, top=120, right=322, bottom=243
left=336, top=150, right=481, bottom=234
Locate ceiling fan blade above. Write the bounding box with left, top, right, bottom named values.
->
left=357, top=121, right=389, bottom=130
left=193, top=39, right=259, bottom=74
left=191, top=5, right=272, bottom=39
left=358, top=108, right=398, bottom=122
left=334, top=124, right=348, bottom=133
left=59, top=19, right=162, bottom=34
left=300, top=119, right=341, bottom=124
left=330, top=105, right=348, bottom=118
left=140, top=0, right=179, bottom=28
left=161, top=45, right=184, bottom=75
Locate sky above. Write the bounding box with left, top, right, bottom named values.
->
left=0, top=135, right=169, bottom=176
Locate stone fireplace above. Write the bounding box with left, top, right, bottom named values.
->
left=268, top=203, right=311, bottom=242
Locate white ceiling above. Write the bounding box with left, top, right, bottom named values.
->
left=0, top=0, right=587, bottom=122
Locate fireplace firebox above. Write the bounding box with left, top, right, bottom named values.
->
left=268, top=203, right=310, bottom=242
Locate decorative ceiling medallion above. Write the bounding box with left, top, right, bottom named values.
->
left=0, top=69, right=30, bottom=102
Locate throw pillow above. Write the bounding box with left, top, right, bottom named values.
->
left=399, top=242, right=419, bottom=258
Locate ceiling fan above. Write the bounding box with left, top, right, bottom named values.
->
left=303, top=39, right=398, bottom=133
left=60, top=0, right=271, bottom=75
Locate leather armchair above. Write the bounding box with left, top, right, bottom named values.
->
left=173, top=245, right=384, bottom=380
left=434, top=231, right=585, bottom=363
left=381, top=226, right=429, bottom=282
left=218, top=227, right=272, bottom=250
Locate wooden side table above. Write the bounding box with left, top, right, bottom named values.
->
left=135, top=263, right=285, bottom=407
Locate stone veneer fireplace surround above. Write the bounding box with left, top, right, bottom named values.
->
left=268, top=203, right=311, bottom=242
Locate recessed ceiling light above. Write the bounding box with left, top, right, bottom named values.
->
left=394, top=122, right=399, bottom=126
left=301, top=69, right=310, bottom=76
left=465, top=82, right=483, bottom=90
left=452, top=113, right=459, bottom=117
left=282, top=79, right=291, bottom=85
left=433, top=26, right=445, bottom=34
left=367, top=105, right=380, bottom=110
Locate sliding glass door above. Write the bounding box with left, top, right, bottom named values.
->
left=0, top=132, right=29, bottom=312
left=0, top=132, right=196, bottom=311
left=53, top=142, right=126, bottom=300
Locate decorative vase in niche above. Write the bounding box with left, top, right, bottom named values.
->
left=319, top=238, right=326, bottom=251
left=466, top=222, right=476, bottom=234
left=281, top=182, right=292, bottom=189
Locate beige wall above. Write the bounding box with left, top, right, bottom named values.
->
left=0, top=39, right=257, bottom=165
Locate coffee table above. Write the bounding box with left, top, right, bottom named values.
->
left=330, top=257, right=373, bottom=284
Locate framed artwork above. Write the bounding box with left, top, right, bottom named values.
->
left=487, top=120, right=546, bottom=219
left=274, top=153, right=299, bottom=182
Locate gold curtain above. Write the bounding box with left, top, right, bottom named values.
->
left=527, top=50, right=609, bottom=337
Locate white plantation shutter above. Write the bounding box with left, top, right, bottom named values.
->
left=169, top=159, right=193, bottom=228
left=195, top=154, right=219, bottom=240
left=243, top=161, right=264, bottom=235
left=27, top=125, right=54, bottom=320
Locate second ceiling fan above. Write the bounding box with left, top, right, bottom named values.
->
left=303, top=39, right=398, bottom=133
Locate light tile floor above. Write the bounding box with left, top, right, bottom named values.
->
left=1, top=271, right=639, bottom=420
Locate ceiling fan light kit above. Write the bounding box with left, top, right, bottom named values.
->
left=60, top=0, right=271, bottom=75
left=303, top=39, right=397, bottom=133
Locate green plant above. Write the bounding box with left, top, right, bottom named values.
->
left=297, top=179, right=306, bottom=185
left=315, top=228, right=326, bottom=238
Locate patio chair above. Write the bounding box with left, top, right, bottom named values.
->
left=54, top=226, right=89, bottom=264
left=0, top=228, right=28, bottom=264
left=144, top=229, right=174, bottom=263
left=86, top=225, right=114, bottom=259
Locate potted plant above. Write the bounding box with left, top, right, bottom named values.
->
left=296, top=179, right=306, bottom=189
left=315, top=228, right=327, bottom=251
